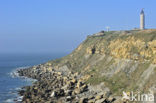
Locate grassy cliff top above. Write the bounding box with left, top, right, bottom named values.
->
left=45, top=29, right=156, bottom=95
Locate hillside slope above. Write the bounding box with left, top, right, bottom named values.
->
left=49, top=29, right=156, bottom=92
left=19, top=29, right=156, bottom=103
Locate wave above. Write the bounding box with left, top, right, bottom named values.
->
left=14, top=96, right=23, bottom=103
left=4, top=98, right=14, bottom=103
left=4, top=96, right=23, bottom=103
left=5, top=66, right=37, bottom=103
left=9, top=66, right=29, bottom=78
left=9, top=66, right=37, bottom=82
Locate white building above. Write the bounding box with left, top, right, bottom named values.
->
left=140, top=9, right=145, bottom=30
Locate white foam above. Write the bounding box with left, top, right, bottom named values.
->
left=4, top=96, right=23, bottom=103
left=6, top=66, right=37, bottom=103
left=4, top=98, right=14, bottom=103
left=15, top=96, right=23, bottom=102
left=14, top=87, right=22, bottom=91
left=9, top=66, right=37, bottom=83
left=9, top=66, right=29, bottom=78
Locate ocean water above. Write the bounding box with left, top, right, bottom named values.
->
left=0, top=53, right=66, bottom=103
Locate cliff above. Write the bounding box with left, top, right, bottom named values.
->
left=49, top=29, right=156, bottom=91
left=19, top=29, right=156, bottom=103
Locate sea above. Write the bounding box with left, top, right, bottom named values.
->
left=0, top=53, right=66, bottom=103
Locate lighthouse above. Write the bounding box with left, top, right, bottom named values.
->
left=140, top=9, right=145, bottom=30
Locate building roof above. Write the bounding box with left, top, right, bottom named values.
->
left=141, top=9, right=144, bottom=14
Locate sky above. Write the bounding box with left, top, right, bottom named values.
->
left=0, top=0, right=156, bottom=54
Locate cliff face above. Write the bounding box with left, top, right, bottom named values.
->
left=86, top=31, right=156, bottom=64
left=47, top=29, right=156, bottom=95
left=20, top=29, right=156, bottom=102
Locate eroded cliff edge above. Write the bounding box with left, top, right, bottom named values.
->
left=18, top=29, right=156, bottom=103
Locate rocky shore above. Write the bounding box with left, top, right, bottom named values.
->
left=17, top=30, right=156, bottom=103
left=17, top=64, right=117, bottom=103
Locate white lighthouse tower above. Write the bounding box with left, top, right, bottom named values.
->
left=140, top=9, right=145, bottom=30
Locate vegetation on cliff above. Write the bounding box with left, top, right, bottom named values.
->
left=48, top=29, right=156, bottom=94
left=19, top=29, right=156, bottom=103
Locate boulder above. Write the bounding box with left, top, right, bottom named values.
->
left=95, top=98, right=105, bottom=103
left=66, top=96, right=72, bottom=101
left=79, top=97, right=88, bottom=103
left=73, top=88, right=81, bottom=94
left=71, top=79, right=77, bottom=84
left=64, top=90, right=72, bottom=96
left=95, top=94, right=103, bottom=100
left=88, top=99, right=95, bottom=103
left=50, top=91, right=56, bottom=97
left=76, top=81, right=83, bottom=88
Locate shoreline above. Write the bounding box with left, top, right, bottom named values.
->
left=8, top=67, right=37, bottom=103
left=17, top=65, right=116, bottom=103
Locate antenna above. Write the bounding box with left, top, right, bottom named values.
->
left=106, top=26, right=110, bottom=32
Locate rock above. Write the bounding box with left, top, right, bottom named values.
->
left=73, top=72, right=78, bottom=77
left=47, top=67, right=52, bottom=72
left=50, top=91, right=56, bottom=97
left=63, top=77, right=68, bottom=81
left=34, top=87, right=38, bottom=90
left=57, top=89, right=65, bottom=96
left=95, top=98, right=105, bottom=103
left=95, top=94, right=103, bottom=100
left=45, top=101, right=52, bottom=103
left=88, top=95, right=94, bottom=100
left=61, top=85, right=68, bottom=90
left=153, top=58, right=156, bottom=64
left=66, top=96, right=72, bottom=101
left=57, top=72, right=62, bottom=75
left=73, top=88, right=81, bottom=94
left=76, top=80, right=83, bottom=88
left=113, top=98, right=122, bottom=103
left=19, top=90, right=25, bottom=95
left=81, top=84, right=88, bottom=91
left=79, top=97, right=88, bottom=103
left=88, top=99, right=95, bottom=103
left=104, top=98, right=116, bottom=103
left=65, top=90, right=72, bottom=96
left=71, top=79, right=77, bottom=84
left=108, top=97, right=116, bottom=102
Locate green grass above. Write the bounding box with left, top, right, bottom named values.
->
left=45, top=30, right=156, bottom=95
left=86, top=75, right=107, bottom=85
